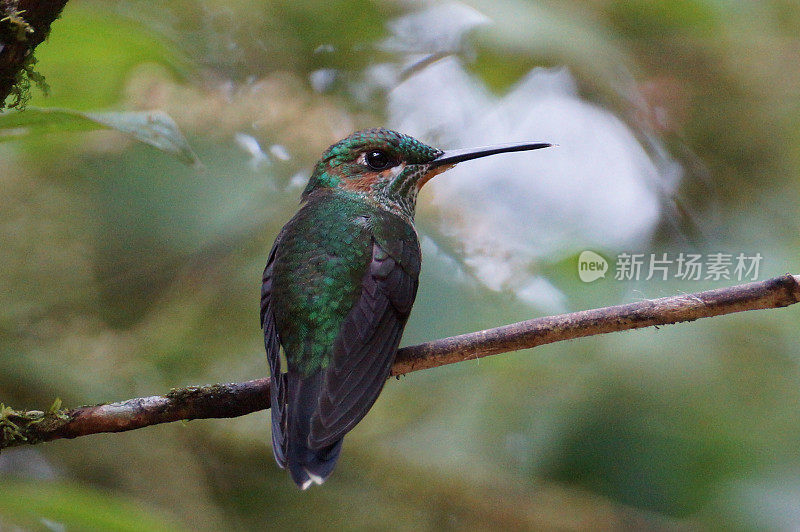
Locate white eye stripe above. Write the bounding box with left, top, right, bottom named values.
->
left=386, top=163, right=405, bottom=178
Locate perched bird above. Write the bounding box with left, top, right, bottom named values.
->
left=261, top=128, right=550, bottom=489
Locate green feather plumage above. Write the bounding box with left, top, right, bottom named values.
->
left=270, top=187, right=419, bottom=375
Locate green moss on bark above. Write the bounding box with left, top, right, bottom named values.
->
left=0, top=0, right=52, bottom=109
left=0, top=401, right=69, bottom=449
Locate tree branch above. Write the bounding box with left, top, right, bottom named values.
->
left=0, top=0, right=69, bottom=108
left=2, top=274, right=798, bottom=450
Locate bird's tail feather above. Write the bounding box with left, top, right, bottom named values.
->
left=287, top=438, right=343, bottom=490
left=285, top=371, right=343, bottom=490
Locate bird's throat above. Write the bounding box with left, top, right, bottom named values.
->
left=417, top=163, right=455, bottom=190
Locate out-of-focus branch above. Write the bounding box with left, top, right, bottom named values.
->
left=0, top=0, right=69, bottom=108
left=1, top=274, right=798, bottom=450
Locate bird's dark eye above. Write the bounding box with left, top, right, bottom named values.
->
left=364, top=150, right=394, bottom=171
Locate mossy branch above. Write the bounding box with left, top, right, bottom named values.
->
left=0, top=0, right=68, bottom=109
left=2, top=274, right=799, bottom=450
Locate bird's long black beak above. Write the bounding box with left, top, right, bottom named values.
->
left=429, top=142, right=552, bottom=168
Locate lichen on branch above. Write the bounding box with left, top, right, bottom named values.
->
left=0, top=0, right=66, bottom=109
left=0, top=399, right=68, bottom=447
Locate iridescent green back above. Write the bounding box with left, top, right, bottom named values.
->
left=270, top=187, right=419, bottom=375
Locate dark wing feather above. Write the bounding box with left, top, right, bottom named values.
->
left=308, top=238, right=419, bottom=449
left=261, top=242, right=288, bottom=467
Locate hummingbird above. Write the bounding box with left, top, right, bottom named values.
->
left=260, top=128, right=550, bottom=489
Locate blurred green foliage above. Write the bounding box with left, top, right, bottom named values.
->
left=0, top=479, right=180, bottom=531
left=2, top=0, right=800, bottom=530
left=0, top=108, right=197, bottom=164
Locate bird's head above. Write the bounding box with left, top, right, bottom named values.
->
left=303, top=128, right=550, bottom=220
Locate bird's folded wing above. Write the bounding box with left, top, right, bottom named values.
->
left=261, top=242, right=288, bottom=466
left=308, top=238, right=419, bottom=449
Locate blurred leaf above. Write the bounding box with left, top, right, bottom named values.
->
left=0, top=479, right=182, bottom=531
left=0, top=108, right=198, bottom=165
left=28, top=4, right=187, bottom=109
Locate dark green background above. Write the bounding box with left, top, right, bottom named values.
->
left=2, top=1, right=800, bottom=529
